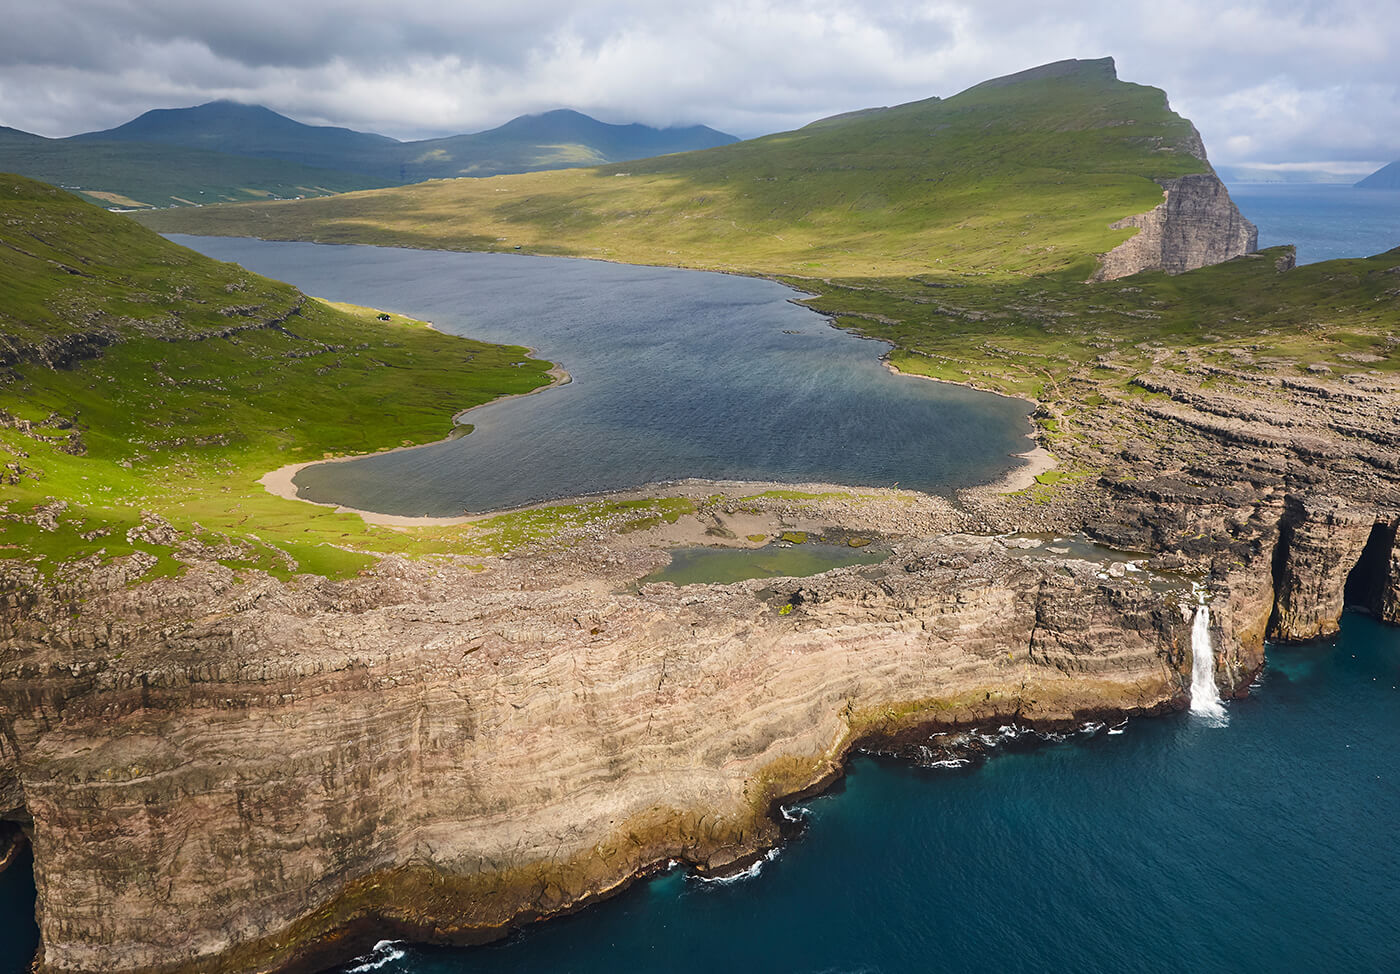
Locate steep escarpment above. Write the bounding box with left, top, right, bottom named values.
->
left=1092, top=172, right=1258, bottom=280
left=1, top=506, right=1194, bottom=974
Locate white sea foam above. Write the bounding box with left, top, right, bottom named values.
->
left=697, top=847, right=780, bottom=885
left=345, top=941, right=406, bottom=973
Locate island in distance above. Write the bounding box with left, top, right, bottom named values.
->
left=0, top=101, right=737, bottom=209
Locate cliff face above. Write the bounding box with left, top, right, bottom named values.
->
left=0, top=512, right=1193, bottom=974
left=6, top=316, right=1400, bottom=973
left=1093, top=173, right=1258, bottom=281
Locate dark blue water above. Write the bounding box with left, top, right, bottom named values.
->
left=168, top=236, right=1033, bottom=517
left=0, top=842, right=37, bottom=974
left=331, top=613, right=1400, bottom=974
left=1226, top=183, right=1400, bottom=265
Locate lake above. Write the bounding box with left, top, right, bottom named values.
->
left=168, top=236, right=1034, bottom=517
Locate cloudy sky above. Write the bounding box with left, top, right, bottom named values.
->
left=1, top=0, right=1395, bottom=170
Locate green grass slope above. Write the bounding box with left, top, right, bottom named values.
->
left=0, top=174, right=685, bottom=582
left=0, top=126, right=389, bottom=209
left=136, top=58, right=1209, bottom=279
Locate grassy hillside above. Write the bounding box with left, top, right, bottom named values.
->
left=137, top=58, right=1208, bottom=279
left=794, top=247, right=1400, bottom=399
left=0, top=127, right=388, bottom=209
left=0, top=175, right=687, bottom=582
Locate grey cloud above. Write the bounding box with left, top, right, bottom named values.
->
left=0, top=0, right=1396, bottom=165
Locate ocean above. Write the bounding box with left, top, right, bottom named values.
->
left=1226, top=182, right=1400, bottom=265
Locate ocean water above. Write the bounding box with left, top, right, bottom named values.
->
left=1226, top=182, right=1400, bottom=265
left=0, top=843, right=37, bottom=974
left=167, top=237, right=1033, bottom=517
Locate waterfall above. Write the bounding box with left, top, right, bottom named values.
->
left=1189, top=602, right=1227, bottom=722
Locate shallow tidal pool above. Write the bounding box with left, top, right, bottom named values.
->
left=638, top=540, right=887, bottom=586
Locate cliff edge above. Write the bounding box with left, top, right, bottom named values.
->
left=1093, top=171, right=1258, bottom=281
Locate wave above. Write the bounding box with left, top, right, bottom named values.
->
left=345, top=941, right=406, bottom=973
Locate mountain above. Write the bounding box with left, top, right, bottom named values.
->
left=0, top=103, right=738, bottom=207
left=72, top=101, right=738, bottom=184
left=75, top=100, right=399, bottom=173
left=139, top=57, right=1252, bottom=282
left=0, top=125, right=387, bottom=209
left=399, top=109, right=737, bottom=181
left=1356, top=161, right=1400, bottom=188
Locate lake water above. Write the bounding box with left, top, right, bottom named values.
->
left=1226, top=182, right=1400, bottom=265
left=637, top=541, right=887, bottom=587
left=168, top=236, right=1034, bottom=517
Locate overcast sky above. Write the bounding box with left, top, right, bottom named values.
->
left=1, top=0, right=1395, bottom=170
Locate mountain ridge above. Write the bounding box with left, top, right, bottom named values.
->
left=0, top=102, right=738, bottom=207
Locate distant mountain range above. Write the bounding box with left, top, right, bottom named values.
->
left=1356, top=161, right=1400, bottom=189
left=0, top=101, right=737, bottom=208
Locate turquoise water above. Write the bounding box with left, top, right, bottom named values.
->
left=167, top=237, right=1033, bottom=517
left=1226, top=182, right=1400, bottom=265
left=331, top=613, right=1399, bottom=974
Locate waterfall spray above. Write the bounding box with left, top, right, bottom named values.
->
left=1189, top=594, right=1227, bottom=722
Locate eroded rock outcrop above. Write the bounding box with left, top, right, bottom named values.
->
left=1093, top=172, right=1258, bottom=281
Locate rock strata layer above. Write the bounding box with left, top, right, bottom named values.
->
left=2, top=499, right=1197, bottom=974
left=6, top=325, right=1400, bottom=973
